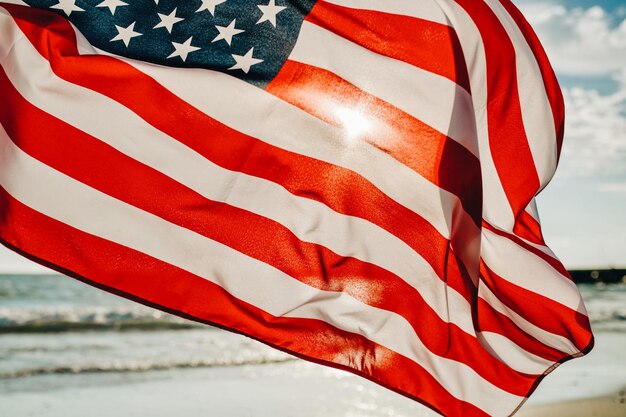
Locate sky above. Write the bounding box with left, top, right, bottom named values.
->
left=0, top=0, right=625, bottom=272
left=512, top=0, right=626, bottom=268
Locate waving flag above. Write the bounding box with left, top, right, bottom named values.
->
left=0, top=0, right=593, bottom=415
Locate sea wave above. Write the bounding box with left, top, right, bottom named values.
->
left=2, top=280, right=625, bottom=335
left=2, top=301, right=625, bottom=334
left=0, top=356, right=295, bottom=379
left=0, top=307, right=203, bottom=333
left=589, top=309, right=626, bottom=324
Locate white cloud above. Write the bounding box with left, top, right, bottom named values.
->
left=518, top=3, right=626, bottom=76
left=558, top=72, right=626, bottom=177
left=512, top=3, right=626, bottom=178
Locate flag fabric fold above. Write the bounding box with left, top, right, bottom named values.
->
left=0, top=0, right=593, bottom=415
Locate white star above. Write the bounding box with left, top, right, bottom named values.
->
left=154, top=8, right=184, bottom=34
left=96, top=0, right=127, bottom=15
left=50, top=0, right=84, bottom=16
left=196, top=0, right=226, bottom=16
left=229, top=48, right=263, bottom=74
left=257, top=0, right=286, bottom=27
left=167, top=37, right=201, bottom=62
left=212, top=19, right=244, bottom=46
left=111, top=22, right=142, bottom=47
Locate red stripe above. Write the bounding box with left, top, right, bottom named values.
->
left=0, top=185, right=490, bottom=417
left=267, top=60, right=482, bottom=224
left=0, top=62, right=541, bottom=394
left=454, top=0, right=541, bottom=220
left=475, top=297, right=567, bottom=362
left=497, top=0, right=565, bottom=158
left=513, top=210, right=545, bottom=245
left=6, top=5, right=479, bottom=307
left=480, top=262, right=592, bottom=350
left=5, top=5, right=580, bottom=368
left=305, top=0, right=471, bottom=91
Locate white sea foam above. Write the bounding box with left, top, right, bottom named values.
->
left=0, top=276, right=624, bottom=387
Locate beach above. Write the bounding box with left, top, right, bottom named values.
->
left=1, top=274, right=625, bottom=417
left=519, top=395, right=626, bottom=417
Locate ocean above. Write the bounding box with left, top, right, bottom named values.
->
left=1, top=274, right=625, bottom=417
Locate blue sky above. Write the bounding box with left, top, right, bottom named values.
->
left=0, top=0, right=625, bottom=272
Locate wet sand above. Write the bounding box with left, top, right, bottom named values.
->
left=519, top=393, right=626, bottom=417
left=1, top=353, right=624, bottom=417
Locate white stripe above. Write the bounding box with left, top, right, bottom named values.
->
left=290, top=21, right=479, bottom=157
left=72, top=30, right=471, bottom=242
left=525, top=198, right=541, bottom=222
left=0, top=20, right=476, bottom=338
left=0, top=125, right=522, bottom=416
left=478, top=284, right=580, bottom=355
left=484, top=0, right=558, bottom=190
left=477, top=331, right=554, bottom=374
left=323, top=0, right=451, bottom=26
left=481, top=229, right=588, bottom=315
left=437, top=0, right=516, bottom=231
left=517, top=236, right=559, bottom=259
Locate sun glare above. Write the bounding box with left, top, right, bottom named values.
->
left=334, top=106, right=373, bottom=141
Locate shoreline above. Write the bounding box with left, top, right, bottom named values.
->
left=1, top=330, right=625, bottom=416
left=519, top=392, right=626, bottom=417
left=1, top=358, right=625, bottom=417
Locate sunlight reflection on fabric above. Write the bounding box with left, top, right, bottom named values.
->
left=334, top=106, right=373, bottom=142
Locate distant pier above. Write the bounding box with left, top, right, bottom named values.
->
left=569, top=269, right=626, bottom=284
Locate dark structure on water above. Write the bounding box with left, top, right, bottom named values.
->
left=569, top=269, right=626, bottom=284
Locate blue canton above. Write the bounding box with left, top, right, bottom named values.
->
left=23, top=0, right=317, bottom=87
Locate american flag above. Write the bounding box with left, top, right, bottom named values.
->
left=0, top=0, right=594, bottom=415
